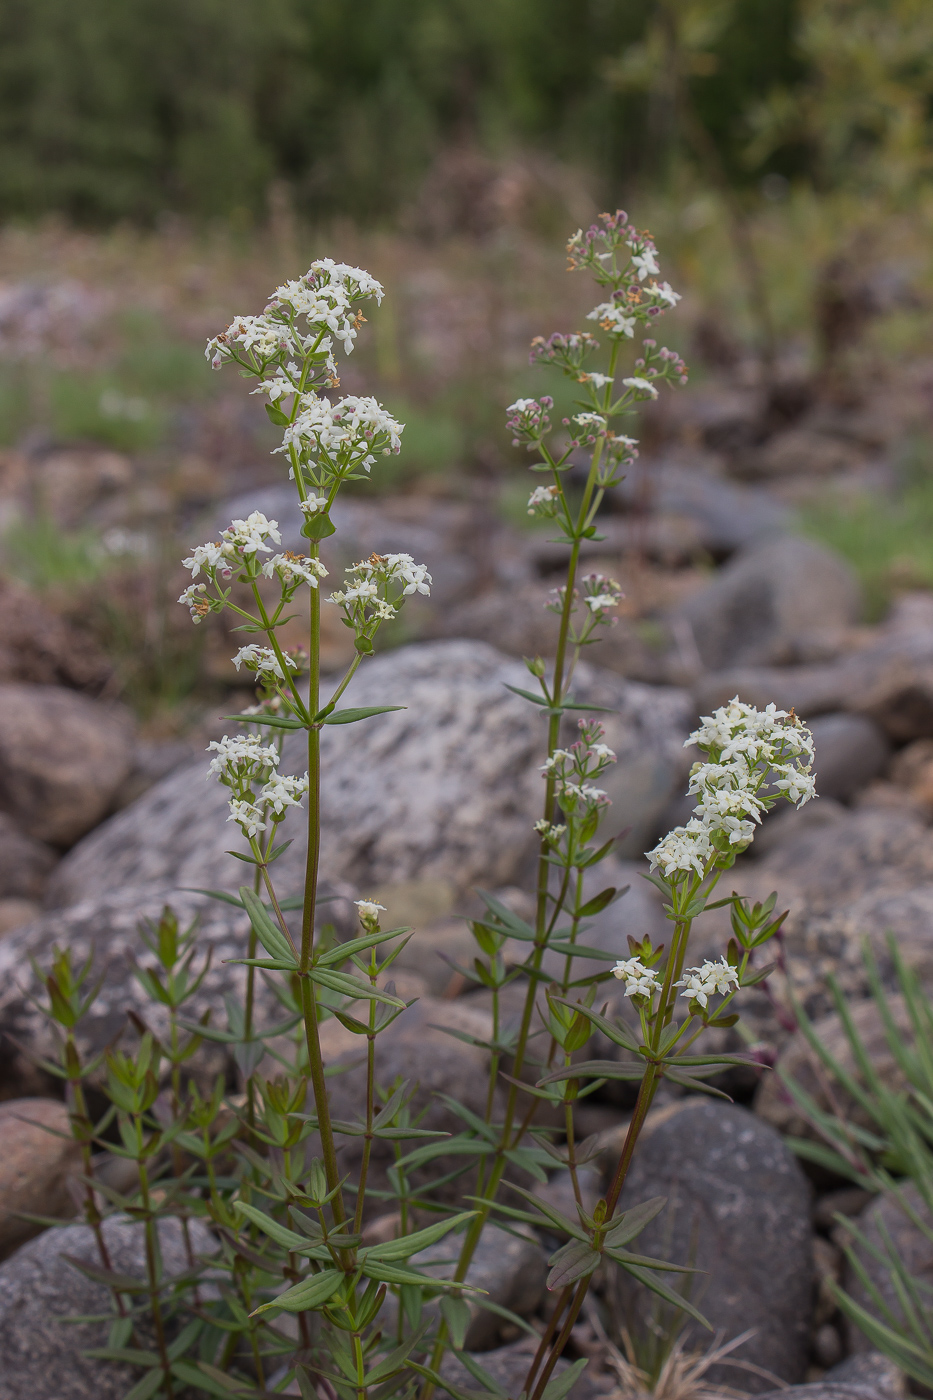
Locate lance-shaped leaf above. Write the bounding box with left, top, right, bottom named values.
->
left=308, top=967, right=405, bottom=1005
left=323, top=705, right=405, bottom=724
left=359, top=1258, right=482, bottom=1290
left=537, top=1059, right=645, bottom=1087
left=662, top=1069, right=733, bottom=1100
left=362, top=1210, right=476, bottom=1262
left=223, top=712, right=305, bottom=730
left=239, top=888, right=297, bottom=965
left=603, top=1196, right=667, bottom=1248
left=608, top=1254, right=710, bottom=1329
left=233, top=1201, right=319, bottom=1253
left=315, top=928, right=410, bottom=966
left=502, top=1182, right=589, bottom=1242
left=576, top=887, right=620, bottom=918
left=542, top=1359, right=589, bottom=1400
left=408, top=1360, right=503, bottom=1400
left=546, top=1237, right=600, bottom=1289
left=252, top=1267, right=343, bottom=1315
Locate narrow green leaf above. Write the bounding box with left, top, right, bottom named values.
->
left=363, top=1210, right=476, bottom=1262
left=222, top=712, right=305, bottom=730
left=252, top=1268, right=343, bottom=1315
left=315, top=927, right=410, bottom=967
left=537, top=1059, right=644, bottom=1086
left=603, top=1196, right=667, bottom=1248
left=440, top=1294, right=472, bottom=1350
left=541, top=1357, right=589, bottom=1400
left=309, top=967, right=405, bottom=1005
left=240, top=887, right=297, bottom=964
left=324, top=706, right=406, bottom=724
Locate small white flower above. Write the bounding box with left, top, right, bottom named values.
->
left=182, top=541, right=227, bottom=577
left=675, top=958, right=739, bottom=1008
left=646, top=280, right=681, bottom=308
left=227, top=798, right=267, bottom=838
left=527, top=484, right=560, bottom=515
left=221, top=511, right=282, bottom=556
left=612, top=957, right=662, bottom=999
left=631, top=250, right=660, bottom=280
left=261, top=552, right=328, bottom=588
left=260, top=771, right=309, bottom=815
left=622, top=377, right=659, bottom=400
left=178, top=582, right=210, bottom=623
left=300, top=494, right=330, bottom=516
left=355, top=899, right=386, bottom=920
left=587, top=302, right=636, bottom=338
left=231, top=645, right=298, bottom=681
left=582, top=372, right=614, bottom=388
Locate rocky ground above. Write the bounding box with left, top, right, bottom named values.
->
left=2, top=319, right=933, bottom=1394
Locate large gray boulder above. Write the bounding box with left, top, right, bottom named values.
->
left=47, top=642, right=691, bottom=908
left=672, top=535, right=861, bottom=671
left=0, top=685, right=135, bottom=846
left=612, top=1098, right=813, bottom=1390
left=0, top=1215, right=214, bottom=1400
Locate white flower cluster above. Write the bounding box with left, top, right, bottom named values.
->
left=261, top=551, right=328, bottom=590
left=232, top=645, right=300, bottom=682
left=208, top=733, right=308, bottom=840
left=675, top=958, right=738, bottom=1008
left=647, top=697, right=816, bottom=881
left=182, top=511, right=282, bottom=580
left=541, top=721, right=616, bottom=819
left=207, top=259, right=384, bottom=372
left=581, top=573, right=623, bottom=618
left=587, top=301, right=636, bottom=338
left=329, top=552, right=432, bottom=626
left=280, top=393, right=403, bottom=474
left=612, top=956, right=662, bottom=999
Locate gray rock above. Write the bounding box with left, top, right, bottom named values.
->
left=612, top=1098, right=813, bottom=1390
left=0, top=813, right=57, bottom=899
left=0, top=1214, right=215, bottom=1400
left=697, top=623, right=933, bottom=744
left=0, top=685, right=135, bottom=846
left=825, top=1351, right=907, bottom=1397
left=0, top=885, right=352, bottom=1092
left=0, top=1099, right=81, bottom=1258
left=843, top=1184, right=933, bottom=1356
left=612, top=458, right=790, bottom=556
left=807, top=714, right=890, bottom=802
left=47, top=642, right=691, bottom=907
left=694, top=663, right=851, bottom=724
left=672, top=536, right=861, bottom=671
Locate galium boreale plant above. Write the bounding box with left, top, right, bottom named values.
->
left=34, top=231, right=816, bottom=1400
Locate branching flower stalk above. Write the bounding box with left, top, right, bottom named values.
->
left=34, top=231, right=817, bottom=1400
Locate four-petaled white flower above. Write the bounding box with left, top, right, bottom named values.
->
left=227, top=798, right=267, bottom=838
left=587, top=302, right=636, bottom=338
left=612, top=957, right=662, bottom=999
left=631, top=250, right=660, bottom=280
left=355, top=899, right=386, bottom=921
left=261, top=552, right=328, bottom=589
left=260, top=771, right=309, bottom=816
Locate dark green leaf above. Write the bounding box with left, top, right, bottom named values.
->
left=252, top=1267, right=343, bottom=1314
left=546, top=1238, right=600, bottom=1289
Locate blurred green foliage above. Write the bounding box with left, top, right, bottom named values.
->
left=0, top=0, right=812, bottom=224
left=799, top=435, right=933, bottom=619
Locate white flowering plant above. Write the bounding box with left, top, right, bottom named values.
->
left=34, top=222, right=813, bottom=1400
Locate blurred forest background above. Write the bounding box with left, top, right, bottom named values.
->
left=1, top=0, right=933, bottom=731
